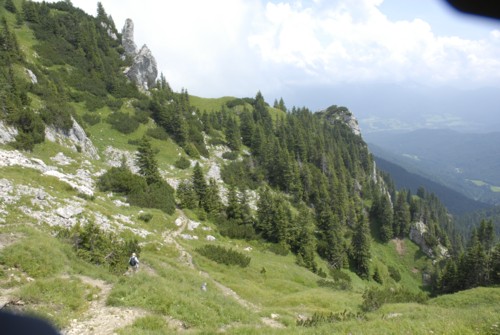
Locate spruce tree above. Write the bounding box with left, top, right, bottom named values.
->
left=350, top=214, right=371, bottom=279
left=136, top=136, right=162, bottom=185
left=393, top=191, right=411, bottom=237
left=192, top=163, right=207, bottom=208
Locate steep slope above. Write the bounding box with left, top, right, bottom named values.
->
left=373, top=155, right=490, bottom=215
left=366, top=129, right=500, bottom=205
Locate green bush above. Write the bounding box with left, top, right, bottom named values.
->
left=138, top=213, right=153, bottom=222
left=208, top=137, right=226, bottom=146
left=329, top=269, right=352, bottom=283
left=184, top=142, right=200, bottom=158
left=128, top=181, right=176, bottom=215
left=174, top=156, right=191, bottom=170
left=297, top=310, right=365, bottom=327
left=82, top=113, right=101, bottom=126
left=106, top=98, right=123, bottom=111
left=133, top=109, right=150, bottom=124
left=107, top=111, right=139, bottom=134
left=267, top=243, right=289, bottom=256
left=221, top=159, right=262, bottom=190
left=97, top=167, right=147, bottom=194
left=388, top=265, right=401, bottom=282
left=222, top=151, right=239, bottom=160
left=219, top=222, right=257, bottom=240
left=127, top=139, right=142, bottom=146
left=57, top=222, right=140, bottom=274
left=196, top=245, right=251, bottom=267
left=317, top=279, right=352, bottom=291
left=146, top=127, right=169, bottom=141
left=84, top=93, right=106, bottom=111
left=361, top=286, right=428, bottom=312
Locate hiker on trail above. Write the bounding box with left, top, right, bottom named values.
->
left=129, top=252, right=139, bottom=272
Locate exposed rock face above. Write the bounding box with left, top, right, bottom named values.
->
left=0, top=121, right=18, bottom=144
left=101, top=22, right=118, bottom=41
left=25, top=68, right=38, bottom=84
left=123, top=45, right=158, bottom=91
left=409, top=221, right=434, bottom=257
left=320, top=105, right=361, bottom=136
left=45, top=118, right=99, bottom=160
left=121, top=18, right=137, bottom=55
left=409, top=221, right=449, bottom=259
left=121, top=19, right=157, bottom=91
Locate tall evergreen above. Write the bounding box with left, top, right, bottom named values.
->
left=350, top=214, right=371, bottom=279
left=393, top=190, right=411, bottom=238
left=192, top=163, right=207, bottom=208
left=136, top=136, right=162, bottom=185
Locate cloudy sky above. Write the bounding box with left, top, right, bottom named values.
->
left=43, top=0, right=500, bottom=131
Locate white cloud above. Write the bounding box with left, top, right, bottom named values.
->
left=249, top=1, right=500, bottom=87
left=37, top=0, right=500, bottom=100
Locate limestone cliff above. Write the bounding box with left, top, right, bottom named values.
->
left=121, top=19, right=158, bottom=91
left=319, top=105, right=361, bottom=136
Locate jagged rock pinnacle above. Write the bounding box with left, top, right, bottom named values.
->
left=122, top=18, right=137, bottom=56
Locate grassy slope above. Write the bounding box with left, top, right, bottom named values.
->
left=1, top=4, right=499, bottom=334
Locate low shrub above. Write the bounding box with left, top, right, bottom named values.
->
left=317, top=279, right=352, bottom=291
left=138, top=213, right=153, bottom=222
left=57, top=221, right=140, bottom=274
left=128, top=181, right=176, bottom=215
left=362, top=286, right=428, bottom=312
left=107, top=111, right=139, bottom=134
left=222, top=151, right=239, bottom=160
left=106, top=98, right=123, bottom=111
left=174, top=156, right=191, bottom=170
left=184, top=142, right=200, bottom=158
left=82, top=113, right=101, bottom=126
left=219, top=222, right=257, bottom=240
left=208, top=137, right=226, bottom=146
left=146, top=127, right=169, bottom=141
left=388, top=265, right=401, bottom=282
left=196, top=245, right=251, bottom=267
left=97, top=166, right=147, bottom=194
left=297, top=310, right=365, bottom=327
left=267, top=243, right=289, bottom=256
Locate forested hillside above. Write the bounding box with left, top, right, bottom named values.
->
left=1, top=1, right=499, bottom=334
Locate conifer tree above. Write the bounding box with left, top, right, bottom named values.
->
left=136, top=136, right=161, bottom=185
left=5, top=0, right=16, bottom=13
left=192, top=163, right=207, bottom=208
left=393, top=191, right=411, bottom=237
left=177, top=180, right=197, bottom=209
left=225, top=116, right=241, bottom=151
left=350, top=214, right=371, bottom=279
left=490, top=243, right=500, bottom=284
left=204, top=178, right=222, bottom=216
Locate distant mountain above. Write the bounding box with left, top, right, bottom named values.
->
left=365, top=129, right=500, bottom=205
left=373, top=156, right=490, bottom=215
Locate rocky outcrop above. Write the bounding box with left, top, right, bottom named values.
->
left=121, top=19, right=157, bottom=91
left=45, top=118, right=99, bottom=160
left=123, top=45, right=158, bottom=91
left=25, top=68, right=38, bottom=84
left=121, top=18, right=137, bottom=55
left=320, top=105, right=361, bottom=136
left=409, top=221, right=433, bottom=257
left=101, top=22, right=118, bottom=41
left=409, top=221, right=449, bottom=259
left=0, top=121, right=18, bottom=144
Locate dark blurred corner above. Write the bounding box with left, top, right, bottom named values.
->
left=445, top=0, right=500, bottom=19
